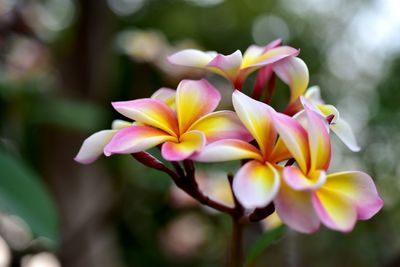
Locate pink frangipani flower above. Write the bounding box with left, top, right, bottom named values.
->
left=193, top=90, right=292, bottom=208
left=103, top=79, right=252, bottom=161
left=271, top=99, right=383, bottom=233
left=168, top=39, right=299, bottom=90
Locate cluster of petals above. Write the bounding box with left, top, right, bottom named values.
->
left=75, top=79, right=251, bottom=164
left=75, top=41, right=383, bottom=234
left=194, top=91, right=383, bottom=233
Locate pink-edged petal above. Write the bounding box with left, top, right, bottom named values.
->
left=112, top=99, right=178, bottom=136
left=75, top=130, right=117, bottom=164
left=167, top=49, right=214, bottom=68
left=283, top=166, right=326, bottom=191
left=161, top=130, right=205, bottom=161
left=263, top=38, right=283, bottom=51
left=330, top=118, right=361, bottom=152
left=312, top=188, right=357, bottom=232
left=176, top=79, right=221, bottom=134
left=104, top=125, right=177, bottom=156
left=151, top=87, right=176, bottom=107
left=303, top=100, right=331, bottom=171
left=273, top=57, right=309, bottom=104
left=188, top=110, right=253, bottom=143
left=192, top=139, right=263, bottom=162
left=242, top=45, right=298, bottom=68
left=270, top=110, right=309, bottom=173
left=233, top=161, right=280, bottom=209
left=232, top=90, right=276, bottom=159
left=324, top=171, right=383, bottom=220
left=274, top=180, right=320, bottom=233
left=206, top=50, right=242, bottom=82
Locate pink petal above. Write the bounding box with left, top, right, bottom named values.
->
left=206, top=50, right=243, bottom=82
left=188, top=110, right=253, bottom=143
left=270, top=110, right=309, bottom=173
left=303, top=100, right=331, bottom=171
left=241, top=45, right=299, bottom=69
left=167, top=49, right=214, bottom=68
left=275, top=180, right=320, bottom=233
left=262, top=38, right=283, bottom=52
left=192, top=139, right=263, bottom=162
left=283, top=166, right=326, bottom=191
left=232, top=161, right=280, bottom=209
left=104, top=125, right=177, bottom=156
left=75, top=130, right=117, bottom=164
left=112, top=98, right=178, bottom=136
left=312, top=189, right=357, bottom=233
left=232, top=90, right=277, bottom=159
left=176, top=79, right=221, bottom=134
left=324, top=171, right=383, bottom=220
left=273, top=57, right=309, bottom=104
left=161, top=130, right=205, bottom=161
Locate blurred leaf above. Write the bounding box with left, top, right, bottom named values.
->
left=0, top=148, right=59, bottom=247
left=245, top=225, right=286, bottom=266
left=33, top=97, right=108, bottom=132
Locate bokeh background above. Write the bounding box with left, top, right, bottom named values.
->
left=0, top=0, right=400, bottom=266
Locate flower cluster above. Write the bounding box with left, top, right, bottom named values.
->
left=75, top=39, right=383, bottom=233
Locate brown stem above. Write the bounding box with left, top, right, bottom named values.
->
left=229, top=218, right=244, bottom=267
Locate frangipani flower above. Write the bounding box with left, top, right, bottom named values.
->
left=271, top=100, right=383, bottom=233
left=194, top=90, right=292, bottom=208
left=303, top=86, right=360, bottom=151
left=103, top=79, right=252, bottom=161
left=168, top=39, right=299, bottom=90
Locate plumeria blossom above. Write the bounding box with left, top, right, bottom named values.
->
left=270, top=99, right=383, bottom=233
left=102, top=79, right=252, bottom=161
left=194, top=90, right=292, bottom=208
left=168, top=39, right=300, bottom=90
left=303, top=86, right=360, bottom=151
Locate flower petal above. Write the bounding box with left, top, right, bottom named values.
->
left=104, top=125, right=177, bottom=156
left=206, top=50, right=242, bottom=82
left=233, top=161, right=280, bottom=209
left=324, top=171, right=383, bottom=220
left=303, top=101, right=331, bottom=171
left=176, top=79, right=221, bottom=134
left=242, top=46, right=299, bottom=69
left=232, top=90, right=276, bottom=158
left=75, top=130, right=117, bottom=164
left=270, top=110, right=309, bottom=173
left=269, top=137, right=292, bottom=163
left=168, top=49, right=214, bottom=68
left=312, top=189, right=357, bottom=232
left=275, top=179, right=320, bottom=233
left=304, top=86, right=323, bottom=104
left=192, top=139, right=263, bottom=162
left=112, top=99, right=178, bottom=136
left=161, top=130, right=205, bottom=161
left=283, top=166, right=326, bottom=190
left=111, top=119, right=131, bottom=129
left=330, top=118, right=361, bottom=152
left=151, top=87, right=176, bottom=108
left=188, top=110, right=253, bottom=143
left=273, top=57, right=309, bottom=104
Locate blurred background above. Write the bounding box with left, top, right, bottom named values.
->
left=0, top=0, right=400, bottom=266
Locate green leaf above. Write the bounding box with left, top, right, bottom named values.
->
left=0, top=149, right=59, bottom=248
left=245, top=225, right=286, bottom=266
